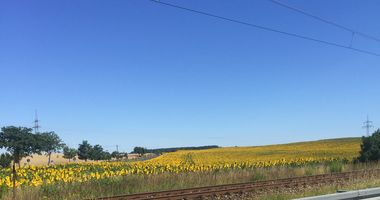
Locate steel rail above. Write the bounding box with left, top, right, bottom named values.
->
left=93, top=168, right=380, bottom=200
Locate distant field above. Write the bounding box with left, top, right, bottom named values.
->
left=147, top=137, right=361, bottom=166
left=19, top=153, right=84, bottom=166
left=0, top=137, right=364, bottom=200
left=18, top=138, right=362, bottom=167
left=20, top=153, right=142, bottom=166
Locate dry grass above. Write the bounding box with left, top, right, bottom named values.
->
left=204, top=178, right=380, bottom=200
left=19, top=154, right=84, bottom=166
left=19, top=153, right=144, bottom=166
left=1, top=162, right=380, bottom=200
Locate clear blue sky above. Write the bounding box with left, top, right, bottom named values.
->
left=1, top=0, right=379, bottom=152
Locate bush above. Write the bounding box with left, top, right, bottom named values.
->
left=358, top=129, right=380, bottom=162
left=0, top=153, right=12, bottom=168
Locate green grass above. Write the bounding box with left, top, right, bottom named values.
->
left=1, top=161, right=380, bottom=200
left=259, top=178, right=380, bottom=200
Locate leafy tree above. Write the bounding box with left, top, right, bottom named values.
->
left=78, top=140, right=92, bottom=161
left=358, top=129, right=380, bottom=162
left=0, top=126, right=39, bottom=197
left=0, top=153, right=12, bottom=168
left=90, top=144, right=105, bottom=161
left=63, top=146, right=77, bottom=162
left=102, top=151, right=112, bottom=161
left=36, top=132, right=64, bottom=165
left=0, top=126, right=38, bottom=163
left=111, top=151, right=119, bottom=159
left=138, top=145, right=219, bottom=155
left=111, top=151, right=127, bottom=160
left=133, top=146, right=147, bottom=155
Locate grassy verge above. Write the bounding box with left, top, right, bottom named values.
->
left=258, top=178, right=380, bottom=200
left=1, top=162, right=380, bottom=200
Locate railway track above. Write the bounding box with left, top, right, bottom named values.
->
left=94, top=168, right=380, bottom=200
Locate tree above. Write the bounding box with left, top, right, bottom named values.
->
left=358, top=129, right=380, bottom=162
left=123, top=152, right=128, bottom=160
left=89, top=144, right=112, bottom=161
left=0, top=126, right=39, bottom=198
left=111, top=151, right=127, bottom=160
left=133, top=146, right=147, bottom=156
left=90, top=144, right=105, bottom=161
left=0, top=153, right=12, bottom=168
left=102, top=151, right=112, bottom=161
left=78, top=140, right=92, bottom=161
left=63, top=146, right=77, bottom=162
left=111, top=151, right=119, bottom=160
left=36, top=132, right=64, bottom=166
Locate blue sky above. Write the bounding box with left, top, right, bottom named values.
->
left=1, top=0, right=379, bottom=152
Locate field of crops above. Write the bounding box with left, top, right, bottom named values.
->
left=147, top=137, right=361, bottom=166
left=0, top=138, right=361, bottom=189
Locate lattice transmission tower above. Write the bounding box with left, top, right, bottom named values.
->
left=363, top=115, right=374, bottom=136
left=33, top=110, right=41, bottom=133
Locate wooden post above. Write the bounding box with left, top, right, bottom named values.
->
left=12, top=161, right=16, bottom=200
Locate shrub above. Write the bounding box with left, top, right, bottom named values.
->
left=358, top=129, right=380, bottom=162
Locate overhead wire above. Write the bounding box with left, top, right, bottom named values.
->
left=149, top=0, right=380, bottom=57
left=268, top=0, right=380, bottom=43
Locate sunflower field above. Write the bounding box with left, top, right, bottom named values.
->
left=0, top=138, right=361, bottom=189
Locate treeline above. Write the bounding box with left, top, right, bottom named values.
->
left=0, top=126, right=218, bottom=168
left=132, top=145, right=219, bottom=155
left=0, top=126, right=128, bottom=169
left=64, top=140, right=128, bottom=162
left=0, top=127, right=65, bottom=168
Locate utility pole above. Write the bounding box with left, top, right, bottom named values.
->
left=363, top=115, right=374, bottom=136
left=33, top=110, right=40, bottom=134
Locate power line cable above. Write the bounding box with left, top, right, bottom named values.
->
left=268, top=0, right=380, bottom=43
left=149, top=0, right=380, bottom=57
